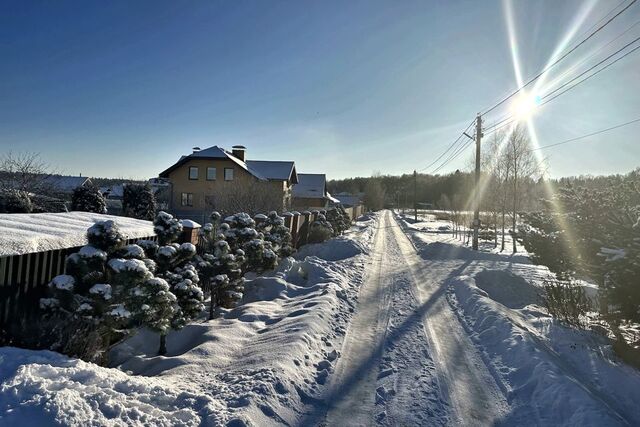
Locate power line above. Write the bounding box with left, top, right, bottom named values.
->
left=481, top=0, right=638, bottom=116
left=530, top=117, right=640, bottom=151
left=483, top=35, right=640, bottom=136
left=542, top=18, right=640, bottom=96
left=431, top=138, right=475, bottom=175
left=540, top=41, right=640, bottom=105
left=418, top=0, right=639, bottom=176
left=417, top=119, right=475, bottom=172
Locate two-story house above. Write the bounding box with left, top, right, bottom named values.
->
left=159, top=145, right=298, bottom=221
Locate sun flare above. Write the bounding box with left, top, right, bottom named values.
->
left=510, top=93, right=542, bottom=120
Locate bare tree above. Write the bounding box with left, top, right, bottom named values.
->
left=208, top=180, right=287, bottom=216
left=363, top=177, right=386, bottom=211
left=483, top=130, right=513, bottom=251
left=0, top=152, right=54, bottom=194
left=503, top=124, right=543, bottom=253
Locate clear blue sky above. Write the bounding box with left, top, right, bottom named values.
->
left=1, top=0, right=639, bottom=180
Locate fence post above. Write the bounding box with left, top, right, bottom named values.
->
left=180, top=220, right=201, bottom=245
left=298, top=211, right=312, bottom=247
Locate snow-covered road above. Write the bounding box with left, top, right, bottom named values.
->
left=317, top=210, right=640, bottom=426
left=321, top=210, right=507, bottom=425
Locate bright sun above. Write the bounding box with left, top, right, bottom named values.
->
left=511, top=93, right=542, bottom=120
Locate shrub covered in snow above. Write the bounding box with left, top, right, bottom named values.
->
left=326, top=206, right=351, bottom=236
left=71, top=185, right=107, bottom=214
left=198, top=239, right=244, bottom=313
left=122, top=183, right=156, bottom=220
left=308, top=213, right=334, bottom=244
left=135, top=212, right=205, bottom=351
left=259, top=211, right=295, bottom=257
left=40, top=221, right=152, bottom=362
left=223, top=212, right=278, bottom=273
left=0, top=189, right=33, bottom=213
left=154, top=211, right=183, bottom=246
left=128, top=277, right=177, bottom=355
left=41, top=214, right=204, bottom=361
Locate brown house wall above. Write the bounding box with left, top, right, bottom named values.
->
left=166, top=158, right=291, bottom=217
left=292, top=197, right=327, bottom=211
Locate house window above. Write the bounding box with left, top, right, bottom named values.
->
left=188, top=166, right=199, bottom=180
left=206, top=167, right=216, bottom=181
left=224, top=168, right=234, bottom=181
left=181, top=192, right=194, bottom=207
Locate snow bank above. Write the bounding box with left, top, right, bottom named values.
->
left=449, top=272, right=640, bottom=426
left=0, top=212, right=379, bottom=425
left=0, top=212, right=155, bottom=257
left=0, top=347, right=221, bottom=426
left=107, top=212, right=378, bottom=425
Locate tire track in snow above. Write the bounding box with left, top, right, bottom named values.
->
left=320, top=211, right=397, bottom=426
left=388, top=212, right=511, bottom=425
left=321, top=211, right=450, bottom=426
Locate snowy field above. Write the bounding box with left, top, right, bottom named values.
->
left=2, top=210, right=640, bottom=426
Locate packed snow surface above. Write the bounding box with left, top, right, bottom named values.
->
left=2, top=210, right=640, bottom=426
left=0, top=212, right=155, bottom=257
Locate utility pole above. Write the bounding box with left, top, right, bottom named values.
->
left=472, top=113, right=482, bottom=250
left=413, top=170, right=418, bottom=222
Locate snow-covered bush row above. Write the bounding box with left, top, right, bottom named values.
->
left=40, top=212, right=204, bottom=362
left=39, top=206, right=350, bottom=363
left=195, top=210, right=293, bottom=313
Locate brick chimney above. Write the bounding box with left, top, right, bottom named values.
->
left=231, top=145, right=247, bottom=162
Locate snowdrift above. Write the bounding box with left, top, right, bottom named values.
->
left=449, top=271, right=640, bottom=426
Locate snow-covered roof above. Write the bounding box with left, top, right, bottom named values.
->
left=326, top=192, right=340, bottom=203
left=292, top=174, right=327, bottom=199
left=159, top=146, right=298, bottom=183
left=100, top=184, right=124, bottom=199
left=43, top=175, right=91, bottom=193
left=180, top=219, right=201, bottom=229
left=0, top=212, right=155, bottom=257
left=334, top=193, right=363, bottom=207
left=246, top=160, right=297, bottom=182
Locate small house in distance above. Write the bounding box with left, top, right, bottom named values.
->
left=292, top=173, right=339, bottom=210
left=334, top=191, right=364, bottom=208
left=44, top=175, right=93, bottom=196
left=159, top=145, right=298, bottom=221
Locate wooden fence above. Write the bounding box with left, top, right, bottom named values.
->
left=0, top=236, right=156, bottom=330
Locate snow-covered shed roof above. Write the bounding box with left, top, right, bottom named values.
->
left=159, top=146, right=298, bottom=183
left=43, top=175, right=91, bottom=193
left=292, top=174, right=327, bottom=199
left=0, top=212, right=155, bottom=257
